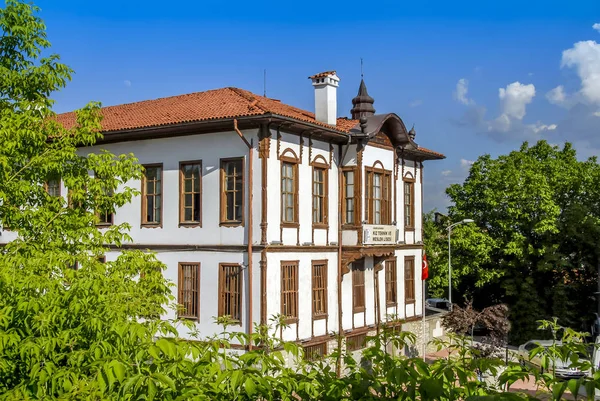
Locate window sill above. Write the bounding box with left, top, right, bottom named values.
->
left=405, top=227, right=415, bottom=232
left=141, top=223, right=162, bottom=229
left=217, top=317, right=242, bottom=326
left=342, top=224, right=361, bottom=230
left=283, top=317, right=299, bottom=325
left=405, top=299, right=416, bottom=305
left=312, top=223, right=328, bottom=230
left=220, top=222, right=244, bottom=228
left=353, top=307, right=366, bottom=314
left=96, top=223, right=113, bottom=228
left=281, top=222, right=299, bottom=228
left=386, top=302, right=398, bottom=308
left=313, top=314, right=328, bottom=321
left=179, top=222, right=202, bottom=228
left=178, top=316, right=199, bottom=321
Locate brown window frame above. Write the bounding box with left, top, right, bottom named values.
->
left=179, top=160, right=202, bottom=227
left=404, top=256, right=415, bottom=304
left=95, top=175, right=114, bottom=227
left=141, top=164, right=163, bottom=228
left=404, top=177, right=415, bottom=230
left=44, top=178, right=61, bottom=197
left=281, top=260, right=299, bottom=323
left=303, top=342, right=327, bottom=361
left=352, top=260, right=366, bottom=313
left=220, top=158, right=245, bottom=227
left=218, top=263, right=243, bottom=323
left=280, top=155, right=299, bottom=227
left=178, top=262, right=201, bottom=320
left=341, top=167, right=359, bottom=226
left=97, top=208, right=114, bottom=226
left=311, top=165, right=328, bottom=227
left=346, top=332, right=368, bottom=351
left=311, top=260, right=328, bottom=319
left=385, top=258, right=398, bottom=306
left=365, top=165, right=392, bottom=225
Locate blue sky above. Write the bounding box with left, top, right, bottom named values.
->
left=35, top=0, right=600, bottom=212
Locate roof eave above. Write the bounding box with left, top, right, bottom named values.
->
left=95, top=113, right=350, bottom=145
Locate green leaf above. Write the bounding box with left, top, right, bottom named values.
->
left=244, top=377, right=256, bottom=396
left=111, top=361, right=127, bottom=382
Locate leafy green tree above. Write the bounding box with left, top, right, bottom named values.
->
left=444, top=141, right=600, bottom=343
left=0, top=1, right=178, bottom=398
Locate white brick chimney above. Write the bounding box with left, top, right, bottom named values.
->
left=309, top=71, right=339, bottom=126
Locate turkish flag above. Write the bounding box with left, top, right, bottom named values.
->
left=422, top=253, right=429, bottom=280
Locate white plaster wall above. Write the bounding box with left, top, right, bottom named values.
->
left=397, top=159, right=423, bottom=245
left=341, top=256, right=377, bottom=331
left=266, top=252, right=338, bottom=342
left=78, top=129, right=261, bottom=246
left=341, top=145, right=357, bottom=166
left=101, top=249, right=261, bottom=341
left=395, top=248, right=423, bottom=320
left=266, top=130, right=338, bottom=246
left=341, top=230, right=358, bottom=246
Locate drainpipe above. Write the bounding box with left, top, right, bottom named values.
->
left=234, top=119, right=253, bottom=351
left=337, top=136, right=351, bottom=377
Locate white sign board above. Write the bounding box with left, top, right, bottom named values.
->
left=363, top=225, right=397, bottom=245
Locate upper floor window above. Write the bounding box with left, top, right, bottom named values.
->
left=312, top=166, right=328, bottom=226
left=45, top=178, right=61, bottom=197
left=178, top=262, right=200, bottom=320
left=342, top=168, right=358, bottom=225
left=220, top=158, right=244, bottom=226
left=97, top=201, right=114, bottom=226
left=281, top=159, right=298, bottom=226
left=95, top=175, right=113, bottom=226
left=218, top=264, right=242, bottom=322
left=180, top=161, right=202, bottom=225
left=404, top=177, right=415, bottom=229
left=365, top=166, right=391, bottom=225
left=142, top=164, right=162, bottom=226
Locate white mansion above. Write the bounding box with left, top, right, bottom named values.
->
left=7, top=71, right=444, bottom=354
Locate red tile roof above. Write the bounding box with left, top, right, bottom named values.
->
left=308, top=71, right=337, bottom=79
left=416, top=146, right=445, bottom=158
left=56, top=87, right=354, bottom=133
left=55, top=86, right=444, bottom=158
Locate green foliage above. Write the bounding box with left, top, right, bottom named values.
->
left=431, top=141, right=600, bottom=343
left=4, top=1, right=600, bottom=400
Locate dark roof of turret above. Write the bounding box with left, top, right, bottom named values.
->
left=350, top=79, right=376, bottom=119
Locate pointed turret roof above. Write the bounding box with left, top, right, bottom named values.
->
left=350, top=79, right=376, bottom=119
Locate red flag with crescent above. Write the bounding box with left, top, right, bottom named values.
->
left=422, top=253, right=429, bottom=280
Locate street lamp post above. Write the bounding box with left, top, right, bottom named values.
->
left=447, top=219, right=474, bottom=311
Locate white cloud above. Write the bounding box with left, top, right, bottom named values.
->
left=124, top=80, right=132, bottom=87
left=498, top=82, right=536, bottom=120
left=528, top=72, right=534, bottom=76
left=529, top=122, right=558, bottom=134
left=561, top=40, right=600, bottom=105
left=409, top=99, right=423, bottom=108
left=460, top=159, right=474, bottom=168
left=593, top=23, right=600, bottom=33
left=454, top=78, right=474, bottom=105
left=546, top=85, right=567, bottom=106
left=594, top=111, right=600, bottom=117
left=441, top=170, right=452, bottom=176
